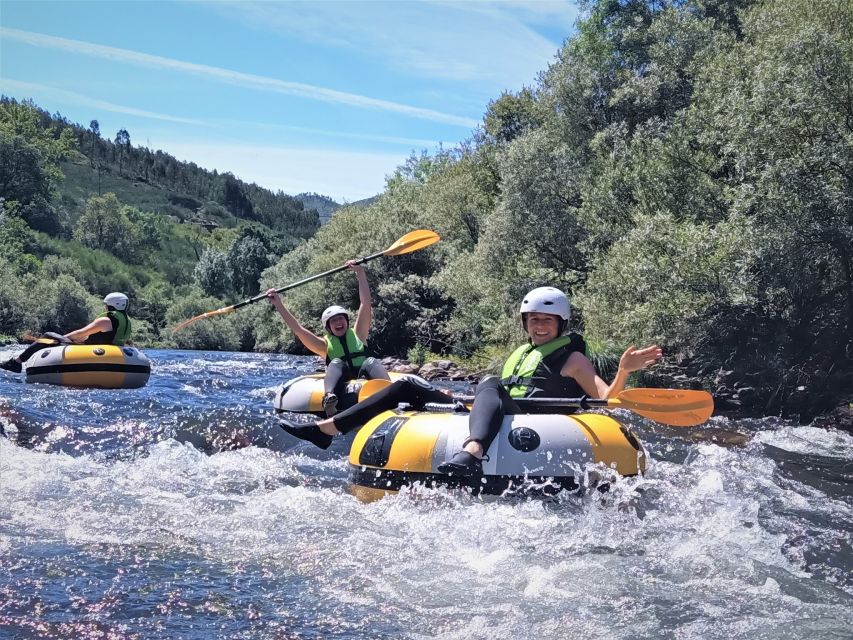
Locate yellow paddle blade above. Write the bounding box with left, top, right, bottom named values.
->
left=172, top=305, right=236, bottom=334
left=22, top=332, right=62, bottom=345
left=382, top=229, right=440, bottom=256
left=611, top=388, right=714, bottom=426
left=358, top=378, right=393, bottom=401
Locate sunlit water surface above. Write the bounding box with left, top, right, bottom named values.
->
left=1, top=348, right=851, bottom=639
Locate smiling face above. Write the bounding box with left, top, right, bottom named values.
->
left=524, top=312, right=560, bottom=346
left=327, top=314, right=349, bottom=337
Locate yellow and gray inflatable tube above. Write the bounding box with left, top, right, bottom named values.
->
left=274, top=372, right=430, bottom=415
left=25, top=344, right=151, bottom=389
left=349, top=410, right=646, bottom=500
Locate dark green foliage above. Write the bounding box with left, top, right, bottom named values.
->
left=165, top=292, right=246, bottom=351
left=0, top=131, right=51, bottom=206
left=193, top=248, right=232, bottom=299
left=227, top=233, right=272, bottom=297
left=483, top=88, right=540, bottom=144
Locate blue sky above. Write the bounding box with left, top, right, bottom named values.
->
left=1, top=1, right=578, bottom=202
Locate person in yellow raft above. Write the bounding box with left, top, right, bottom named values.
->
left=277, top=286, right=661, bottom=460
left=1, top=292, right=132, bottom=374
left=266, top=260, right=391, bottom=417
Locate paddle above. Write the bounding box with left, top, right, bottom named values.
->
left=172, top=229, right=441, bottom=333
left=358, top=379, right=714, bottom=427
left=22, top=331, right=71, bottom=345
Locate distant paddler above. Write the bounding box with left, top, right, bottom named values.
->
left=1, top=292, right=133, bottom=374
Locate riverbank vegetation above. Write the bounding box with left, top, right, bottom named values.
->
left=1, top=0, right=850, bottom=419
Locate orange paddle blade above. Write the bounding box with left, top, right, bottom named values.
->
left=611, top=388, right=714, bottom=426
left=172, top=305, right=236, bottom=334
left=382, top=230, right=440, bottom=256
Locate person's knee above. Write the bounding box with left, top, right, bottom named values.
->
left=360, top=357, right=391, bottom=380
left=401, top=375, right=435, bottom=392
left=476, top=376, right=502, bottom=393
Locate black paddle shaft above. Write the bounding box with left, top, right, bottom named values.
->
left=232, top=251, right=382, bottom=311
left=452, top=395, right=608, bottom=409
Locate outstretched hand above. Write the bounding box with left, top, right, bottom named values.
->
left=619, top=344, right=662, bottom=373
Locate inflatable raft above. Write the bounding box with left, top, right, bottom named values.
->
left=348, top=409, right=646, bottom=500
left=274, top=372, right=430, bottom=415
left=25, top=344, right=151, bottom=389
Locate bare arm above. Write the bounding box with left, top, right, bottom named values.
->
left=266, top=289, right=327, bottom=356
left=350, top=261, right=372, bottom=342
left=562, top=344, right=662, bottom=398
left=64, top=317, right=113, bottom=344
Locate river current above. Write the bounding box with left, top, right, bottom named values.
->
left=0, top=348, right=851, bottom=639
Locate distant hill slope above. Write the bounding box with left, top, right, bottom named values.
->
left=295, top=192, right=340, bottom=224
left=293, top=192, right=380, bottom=225
left=349, top=194, right=380, bottom=208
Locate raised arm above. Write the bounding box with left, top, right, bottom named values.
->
left=266, top=289, right=327, bottom=356
left=64, top=317, right=113, bottom=344
left=562, top=344, right=662, bottom=399
left=349, top=261, right=372, bottom=342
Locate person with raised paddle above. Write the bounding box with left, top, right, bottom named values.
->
left=171, top=230, right=440, bottom=333
left=0, top=292, right=132, bottom=374
left=436, top=286, right=661, bottom=477
left=267, top=260, right=391, bottom=416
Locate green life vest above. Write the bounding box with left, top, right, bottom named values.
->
left=500, top=334, right=584, bottom=398
left=87, top=310, right=131, bottom=346
left=324, top=328, right=366, bottom=372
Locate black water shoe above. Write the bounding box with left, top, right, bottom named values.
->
left=0, top=359, right=22, bottom=374
left=278, top=418, right=333, bottom=450
left=437, top=450, right=482, bottom=478
left=322, top=392, right=338, bottom=417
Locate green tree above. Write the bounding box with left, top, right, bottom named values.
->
left=89, top=119, right=99, bottom=167
left=193, top=248, right=232, bottom=299
left=115, top=128, right=130, bottom=176
left=73, top=193, right=138, bottom=258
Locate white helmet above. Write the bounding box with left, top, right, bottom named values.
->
left=321, top=305, right=349, bottom=328
left=103, top=292, right=129, bottom=311
left=520, top=287, right=570, bottom=329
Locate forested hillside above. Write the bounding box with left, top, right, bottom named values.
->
left=0, top=96, right=320, bottom=347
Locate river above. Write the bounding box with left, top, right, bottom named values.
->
left=1, top=348, right=851, bottom=639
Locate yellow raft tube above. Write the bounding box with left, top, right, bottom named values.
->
left=24, top=344, right=151, bottom=389
left=348, top=408, right=646, bottom=500
left=274, top=372, right=430, bottom=416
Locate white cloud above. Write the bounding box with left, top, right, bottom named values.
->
left=0, top=27, right=478, bottom=128
left=213, top=0, right=577, bottom=87
left=1, top=79, right=212, bottom=127
left=230, top=120, right=443, bottom=149
left=160, top=141, right=405, bottom=202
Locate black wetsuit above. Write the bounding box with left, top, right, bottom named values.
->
left=331, top=377, right=452, bottom=434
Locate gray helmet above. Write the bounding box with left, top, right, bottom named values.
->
left=103, top=292, right=129, bottom=311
